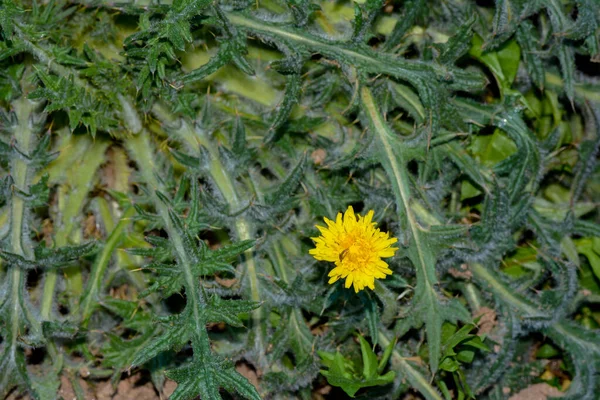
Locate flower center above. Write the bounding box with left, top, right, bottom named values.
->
left=339, top=237, right=371, bottom=269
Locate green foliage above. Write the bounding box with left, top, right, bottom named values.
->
left=0, top=80, right=49, bottom=399
left=436, top=322, right=490, bottom=399
left=318, top=335, right=395, bottom=397
left=0, top=0, right=599, bottom=399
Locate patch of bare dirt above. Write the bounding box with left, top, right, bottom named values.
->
left=41, top=218, right=54, bottom=247
left=207, top=321, right=227, bottom=331
left=95, top=375, right=177, bottom=400
left=112, top=373, right=157, bottom=400
left=508, top=383, right=564, bottom=400
left=108, top=284, right=134, bottom=301
left=311, top=149, right=327, bottom=165
left=83, top=214, right=101, bottom=240
left=474, top=306, right=497, bottom=335
left=312, top=383, right=332, bottom=400
left=448, top=264, right=472, bottom=280
left=59, top=374, right=92, bottom=400
left=162, top=380, right=177, bottom=399
left=311, top=323, right=329, bottom=336
left=236, top=362, right=260, bottom=391
left=95, top=380, right=115, bottom=400
left=214, top=275, right=238, bottom=288
left=12, top=373, right=178, bottom=400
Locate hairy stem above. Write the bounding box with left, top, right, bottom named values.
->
left=126, top=130, right=210, bottom=348
left=469, top=263, right=548, bottom=319
left=361, top=84, right=449, bottom=375
left=360, top=85, right=437, bottom=295
left=152, top=105, right=266, bottom=360
left=9, top=99, right=33, bottom=341
left=1, top=95, right=43, bottom=393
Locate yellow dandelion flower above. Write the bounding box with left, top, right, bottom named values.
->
left=309, top=206, right=398, bottom=293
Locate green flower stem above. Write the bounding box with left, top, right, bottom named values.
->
left=6, top=96, right=42, bottom=378
left=378, top=331, right=443, bottom=400
left=126, top=130, right=211, bottom=349
left=152, top=105, right=266, bottom=355
left=79, top=206, right=136, bottom=326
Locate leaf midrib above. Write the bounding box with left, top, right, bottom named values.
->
left=360, top=86, right=434, bottom=293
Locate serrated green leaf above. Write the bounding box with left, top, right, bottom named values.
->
left=359, top=335, right=378, bottom=379
left=205, top=296, right=260, bottom=327
left=167, top=355, right=261, bottom=400
left=130, top=320, right=190, bottom=368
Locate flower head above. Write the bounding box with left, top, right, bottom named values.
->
left=309, top=206, right=398, bottom=293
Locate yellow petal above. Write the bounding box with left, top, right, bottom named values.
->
left=345, top=274, right=354, bottom=289
left=364, top=210, right=374, bottom=225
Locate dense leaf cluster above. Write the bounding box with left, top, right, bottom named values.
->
left=0, top=0, right=599, bottom=399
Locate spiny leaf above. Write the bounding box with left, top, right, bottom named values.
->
left=570, top=104, right=600, bottom=202
left=208, top=239, right=255, bottom=262
left=167, top=208, right=204, bottom=263
left=34, top=241, right=98, bottom=266
left=515, top=20, right=545, bottom=90
left=265, top=73, right=303, bottom=143
left=351, top=0, right=384, bottom=44
left=205, top=296, right=260, bottom=327
left=0, top=346, right=31, bottom=400
left=103, top=330, right=157, bottom=371
left=382, top=0, right=426, bottom=52
left=130, top=317, right=190, bottom=368
left=264, top=153, right=306, bottom=207
left=166, top=355, right=261, bottom=400
left=285, top=0, right=320, bottom=27
left=437, top=17, right=476, bottom=65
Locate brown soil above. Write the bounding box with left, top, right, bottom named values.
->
left=474, top=306, right=498, bottom=335
left=236, top=362, right=260, bottom=391
left=448, top=264, right=473, bottom=280
left=507, top=383, right=564, bottom=400
left=48, top=373, right=177, bottom=400
left=311, top=149, right=327, bottom=165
